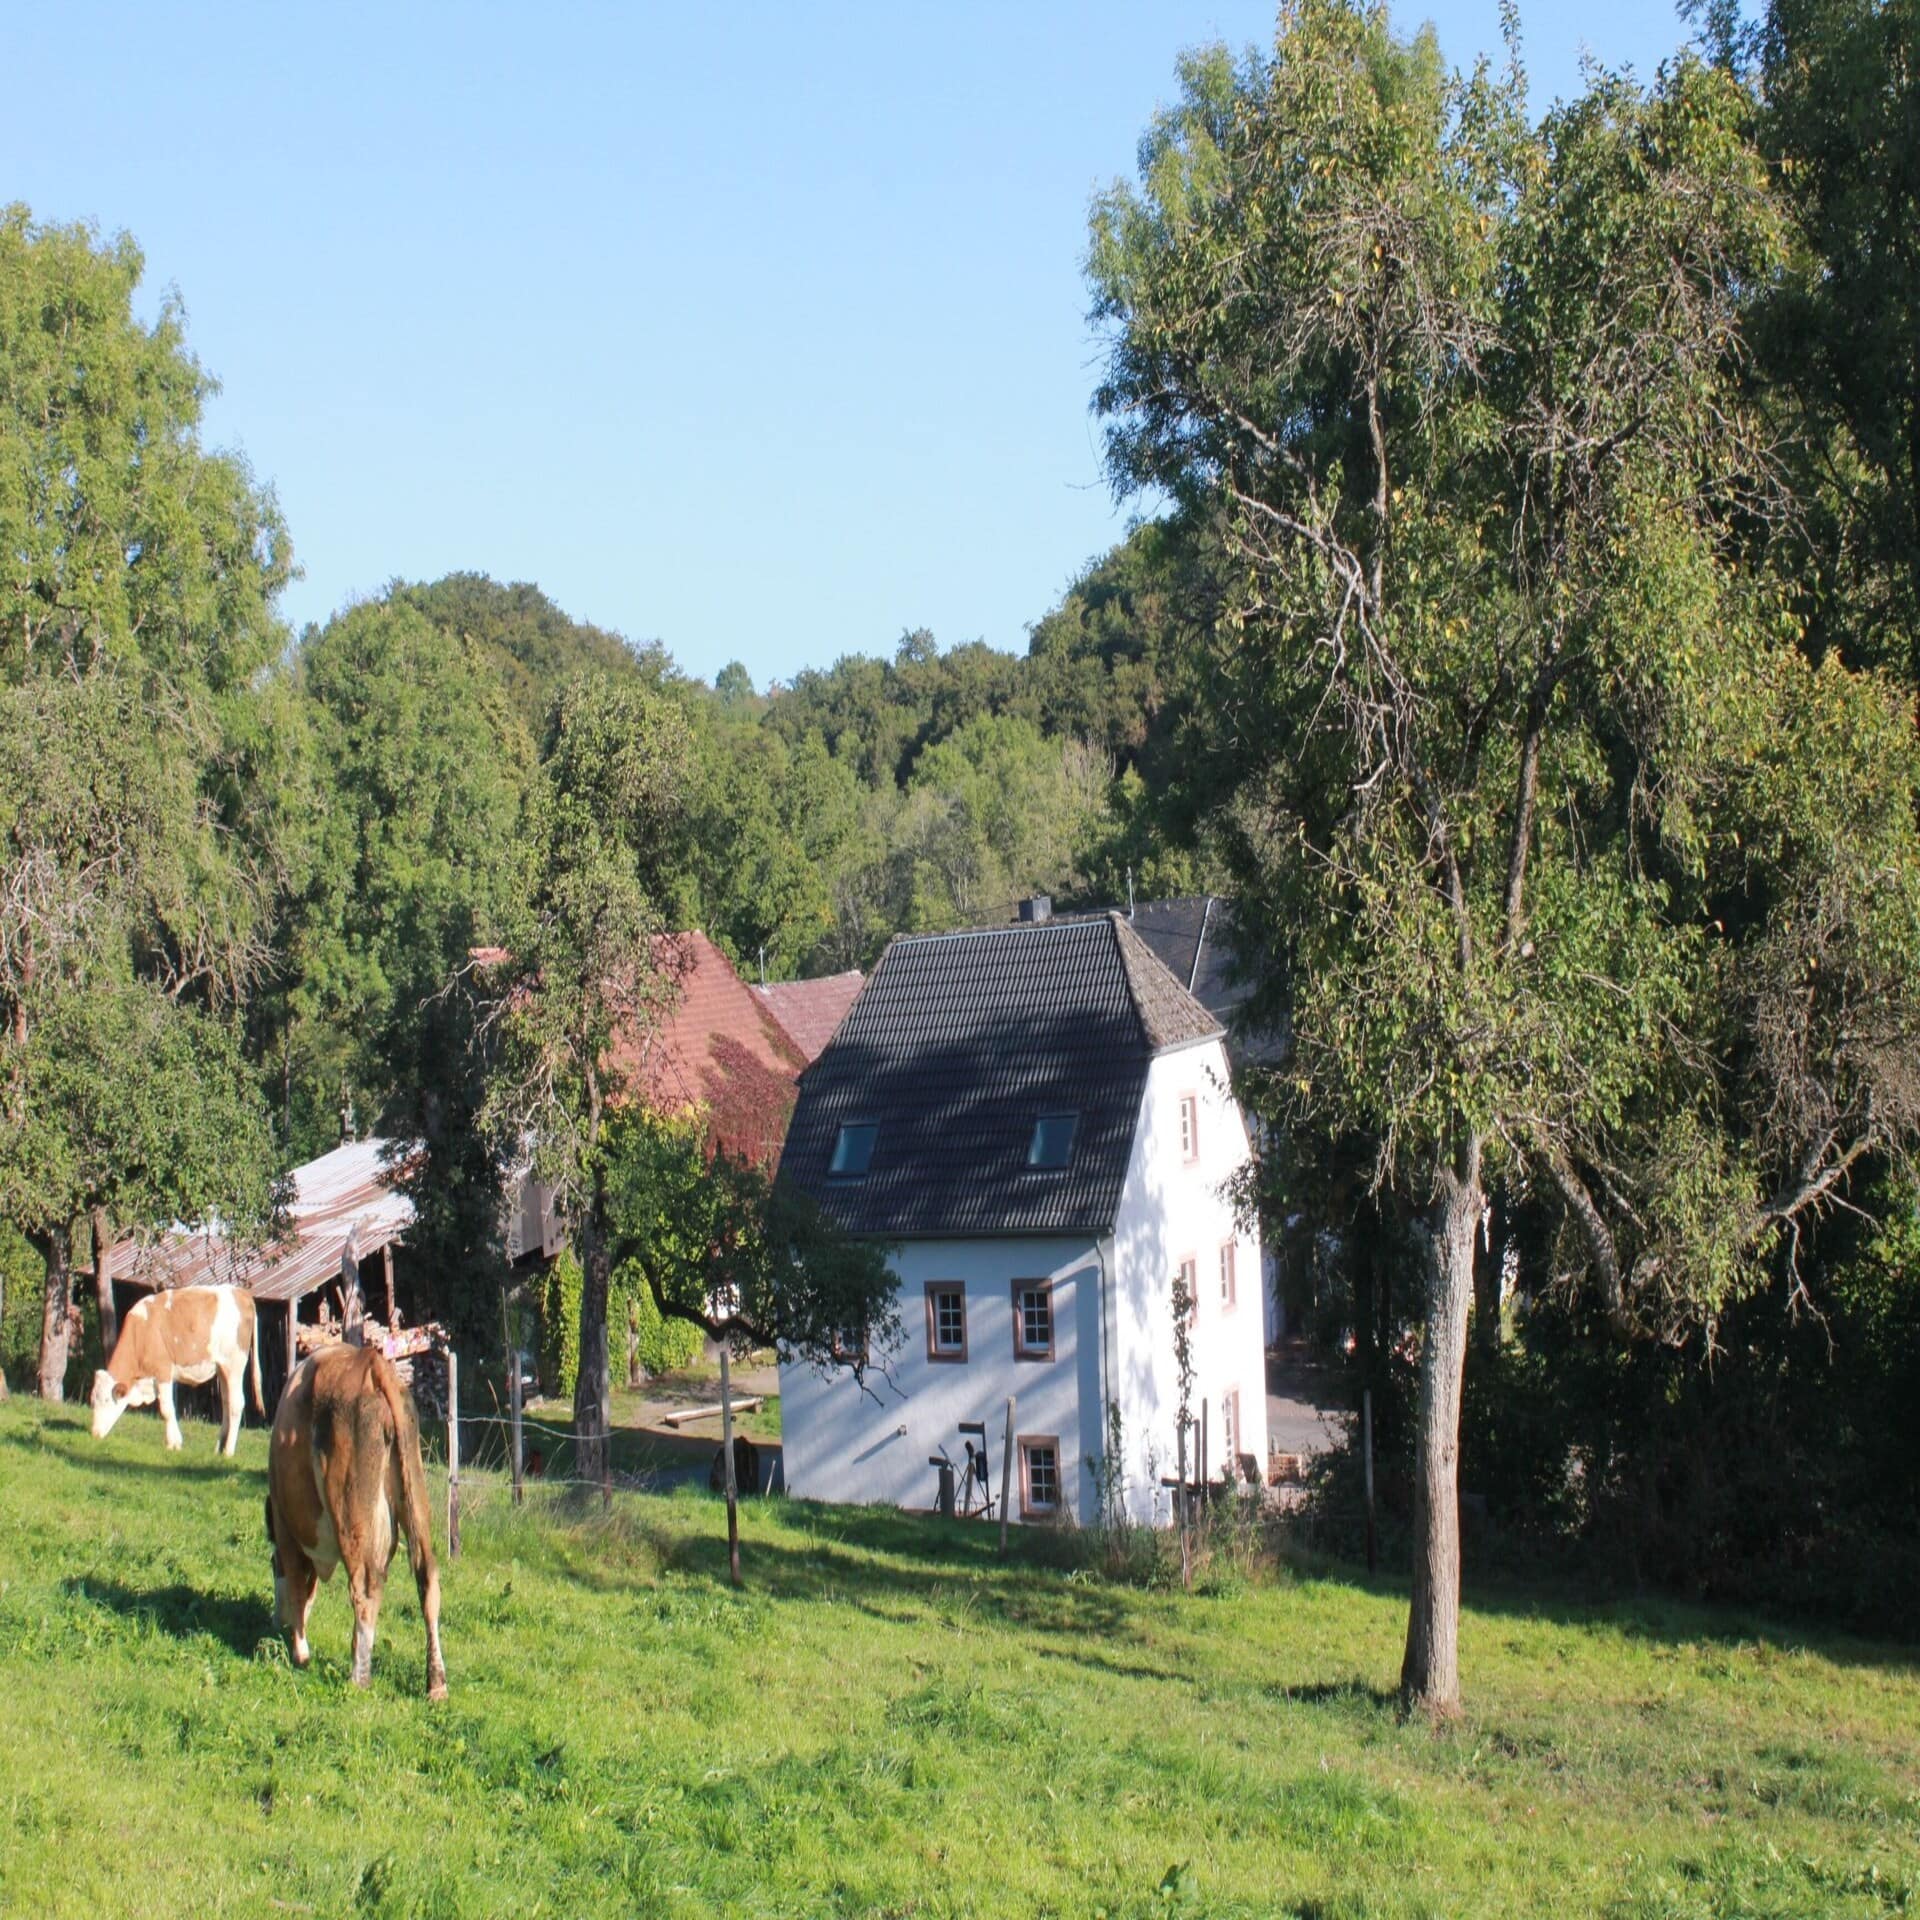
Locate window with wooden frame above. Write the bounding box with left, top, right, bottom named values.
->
left=1178, top=1093, right=1199, bottom=1163
left=1175, top=1255, right=1198, bottom=1326
left=830, top=1322, right=869, bottom=1367
left=1218, top=1239, right=1237, bottom=1310
left=1011, top=1279, right=1055, bottom=1361
left=1222, top=1388, right=1241, bottom=1475
left=1018, top=1434, right=1061, bottom=1519
left=923, top=1282, right=967, bottom=1363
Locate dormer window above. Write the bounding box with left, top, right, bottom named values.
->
left=829, top=1122, right=877, bottom=1178
left=1026, top=1112, right=1078, bottom=1170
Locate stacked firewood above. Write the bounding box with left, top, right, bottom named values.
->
left=293, top=1315, right=450, bottom=1414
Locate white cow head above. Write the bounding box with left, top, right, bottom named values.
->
left=89, top=1371, right=154, bottom=1438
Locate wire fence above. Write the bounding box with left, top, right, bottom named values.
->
left=410, top=1374, right=782, bottom=1557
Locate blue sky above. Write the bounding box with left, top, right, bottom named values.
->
left=9, top=3, right=1698, bottom=689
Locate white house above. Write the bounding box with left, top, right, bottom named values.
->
left=778, top=909, right=1269, bottom=1526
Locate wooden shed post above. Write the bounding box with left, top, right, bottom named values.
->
left=283, top=1297, right=297, bottom=1398
left=341, top=1235, right=365, bottom=1347
left=382, top=1242, right=396, bottom=1325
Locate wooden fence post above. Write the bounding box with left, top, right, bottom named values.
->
left=1363, top=1386, right=1377, bottom=1577
left=1177, top=1415, right=1191, bottom=1591
left=719, top=1342, right=742, bottom=1587
left=510, top=1348, right=524, bottom=1507
left=446, top=1347, right=461, bottom=1560
left=998, top=1396, right=1016, bottom=1554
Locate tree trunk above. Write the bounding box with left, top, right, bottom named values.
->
left=93, top=1208, right=118, bottom=1359
left=572, top=1211, right=612, bottom=1484
left=37, top=1226, right=74, bottom=1402
left=1472, top=1188, right=1504, bottom=1358
left=1400, top=1139, right=1482, bottom=1718
left=719, top=1341, right=742, bottom=1588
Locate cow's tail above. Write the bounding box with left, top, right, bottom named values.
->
left=369, top=1349, right=448, bottom=1699
left=370, top=1352, right=437, bottom=1573
left=247, top=1295, right=265, bottom=1416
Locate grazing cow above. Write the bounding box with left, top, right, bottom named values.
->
left=266, top=1344, right=448, bottom=1699
left=90, top=1284, right=263, bottom=1455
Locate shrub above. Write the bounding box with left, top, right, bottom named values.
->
left=538, top=1249, right=582, bottom=1401
left=0, top=1224, right=41, bottom=1391
left=616, top=1260, right=704, bottom=1376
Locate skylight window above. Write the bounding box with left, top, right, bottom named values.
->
left=1026, top=1112, right=1078, bottom=1170
left=829, top=1121, right=877, bottom=1177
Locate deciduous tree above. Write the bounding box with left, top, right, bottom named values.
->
left=478, top=674, right=691, bottom=1482
left=1089, top=3, right=1920, bottom=1711
left=603, top=1109, right=898, bottom=1583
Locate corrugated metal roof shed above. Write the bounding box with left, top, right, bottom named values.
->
left=116, top=1138, right=418, bottom=1304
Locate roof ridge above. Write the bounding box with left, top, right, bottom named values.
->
left=884, top=917, right=1098, bottom=949
left=1107, top=910, right=1224, bottom=1054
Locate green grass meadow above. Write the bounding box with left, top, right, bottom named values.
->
left=1, top=1398, right=1915, bottom=1918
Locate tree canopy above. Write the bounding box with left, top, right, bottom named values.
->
left=1088, top=0, right=1920, bottom=1708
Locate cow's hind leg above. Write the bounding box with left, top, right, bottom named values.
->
left=347, top=1558, right=386, bottom=1689
left=269, top=1500, right=319, bottom=1667
left=155, top=1379, right=184, bottom=1451
left=412, top=1523, right=448, bottom=1702
left=218, top=1363, right=243, bottom=1456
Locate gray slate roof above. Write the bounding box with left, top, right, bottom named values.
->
left=782, top=912, right=1220, bottom=1238
left=1122, top=896, right=1288, bottom=1069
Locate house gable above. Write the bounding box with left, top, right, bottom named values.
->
left=781, top=914, right=1222, bottom=1239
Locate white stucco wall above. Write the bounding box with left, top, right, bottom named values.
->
left=779, top=1235, right=1105, bottom=1521
left=1108, top=1038, right=1269, bottom=1526
left=779, top=1037, right=1269, bottom=1528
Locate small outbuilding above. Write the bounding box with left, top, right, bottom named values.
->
left=111, top=1137, right=422, bottom=1408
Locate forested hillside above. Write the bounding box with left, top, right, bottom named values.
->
left=255, top=533, right=1215, bottom=1164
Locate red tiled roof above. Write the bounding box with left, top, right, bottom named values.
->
left=753, top=971, right=864, bottom=1064
left=616, top=932, right=806, bottom=1168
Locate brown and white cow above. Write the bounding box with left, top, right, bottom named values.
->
left=90, top=1284, right=263, bottom=1455
left=266, top=1344, right=447, bottom=1699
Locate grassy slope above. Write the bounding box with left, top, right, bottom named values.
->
left=0, top=1401, right=1914, bottom=1920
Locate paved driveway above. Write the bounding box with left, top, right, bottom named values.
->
left=1266, top=1353, right=1345, bottom=1460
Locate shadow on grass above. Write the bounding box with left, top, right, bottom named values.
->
left=490, top=1489, right=1142, bottom=1643
left=1279, top=1537, right=1920, bottom=1676
left=0, top=1424, right=260, bottom=1484
left=64, top=1577, right=273, bottom=1655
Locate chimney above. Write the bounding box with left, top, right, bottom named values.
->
left=1018, top=895, right=1053, bottom=923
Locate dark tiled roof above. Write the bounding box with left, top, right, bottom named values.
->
left=783, top=913, right=1219, bottom=1237
left=1122, top=896, right=1288, bottom=1068
left=754, top=971, right=864, bottom=1064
